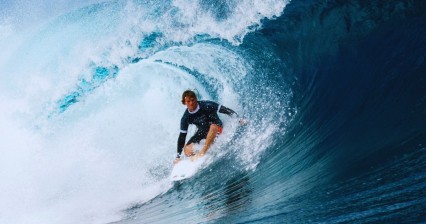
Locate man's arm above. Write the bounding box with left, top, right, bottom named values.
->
left=176, top=114, right=189, bottom=159
left=176, top=132, right=187, bottom=158
left=219, top=105, right=248, bottom=125
left=218, top=105, right=238, bottom=117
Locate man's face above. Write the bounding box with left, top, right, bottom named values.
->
left=184, top=96, right=198, bottom=112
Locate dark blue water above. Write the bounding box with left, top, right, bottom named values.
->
left=1, top=0, right=424, bottom=223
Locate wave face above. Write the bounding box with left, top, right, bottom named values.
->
left=0, top=0, right=425, bottom=223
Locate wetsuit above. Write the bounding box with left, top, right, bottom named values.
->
left=176, top=100, right=237, bottom=158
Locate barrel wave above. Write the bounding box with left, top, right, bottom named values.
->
left=0, top=0, right=424, bottom=223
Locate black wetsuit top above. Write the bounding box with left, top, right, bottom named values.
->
left=176, top=100, right=237, bottom=158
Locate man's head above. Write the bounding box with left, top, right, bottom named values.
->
left=181, top=90, right=198, bottom=112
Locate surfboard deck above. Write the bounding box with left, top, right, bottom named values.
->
left=170, top=157, right=206, bottom=181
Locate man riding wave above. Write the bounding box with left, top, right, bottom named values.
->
left=174, top=90, right=244, bottom=164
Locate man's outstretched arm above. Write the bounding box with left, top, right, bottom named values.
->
left=219, top=105, right=238, bottom=117
left=219, top=105, right=248, bottom=125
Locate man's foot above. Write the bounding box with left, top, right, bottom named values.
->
left=173, top=158, right=181, bottom=164
left=190, top=153, right=203, bottom=161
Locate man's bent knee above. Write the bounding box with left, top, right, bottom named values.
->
left=209, top=124, right=219, bottom=132
left=209, top=124, right=223, bottom=135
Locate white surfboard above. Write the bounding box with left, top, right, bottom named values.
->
left=170, top=157, right=206, bottom=181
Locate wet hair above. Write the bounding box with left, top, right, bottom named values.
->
left=181, top=90, right=197, bottom=104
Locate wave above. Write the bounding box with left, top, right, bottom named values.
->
left=0, top=0, right=424, bottom=223
left=0, top=0, right=291, bottom=223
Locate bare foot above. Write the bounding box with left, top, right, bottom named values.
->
left=190, top=153, right=204, bottom=161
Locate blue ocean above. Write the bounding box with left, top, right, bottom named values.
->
left=0, top=0, right=425, bottom=223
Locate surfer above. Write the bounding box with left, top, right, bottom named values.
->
left=174, top=90, right=244, bottom=164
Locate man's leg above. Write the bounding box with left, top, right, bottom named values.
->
left=184, top=143, right=195, bottom=157
left=192, top=124, right=219, bottom=160
left=174, top=143, right=195, bottom=164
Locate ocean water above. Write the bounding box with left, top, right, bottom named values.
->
left=0, top=0, right=425, bottom=223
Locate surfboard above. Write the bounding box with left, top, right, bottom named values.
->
left=170, top=157, right=206, bottom=181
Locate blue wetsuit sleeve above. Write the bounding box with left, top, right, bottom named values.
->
left=219, top=105, right=238, bottom=117
left=177, top=115, right=189, bottom=158
left=180, top=115, right=189, bottom=133
left=204, top=100, right=238, bottom=117
left=177, top=132, right=187, bottom=158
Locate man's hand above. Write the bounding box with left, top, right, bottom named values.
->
left=239, top=118, right=248, bottom=125
left=173, top=157, right=181, bottom=164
